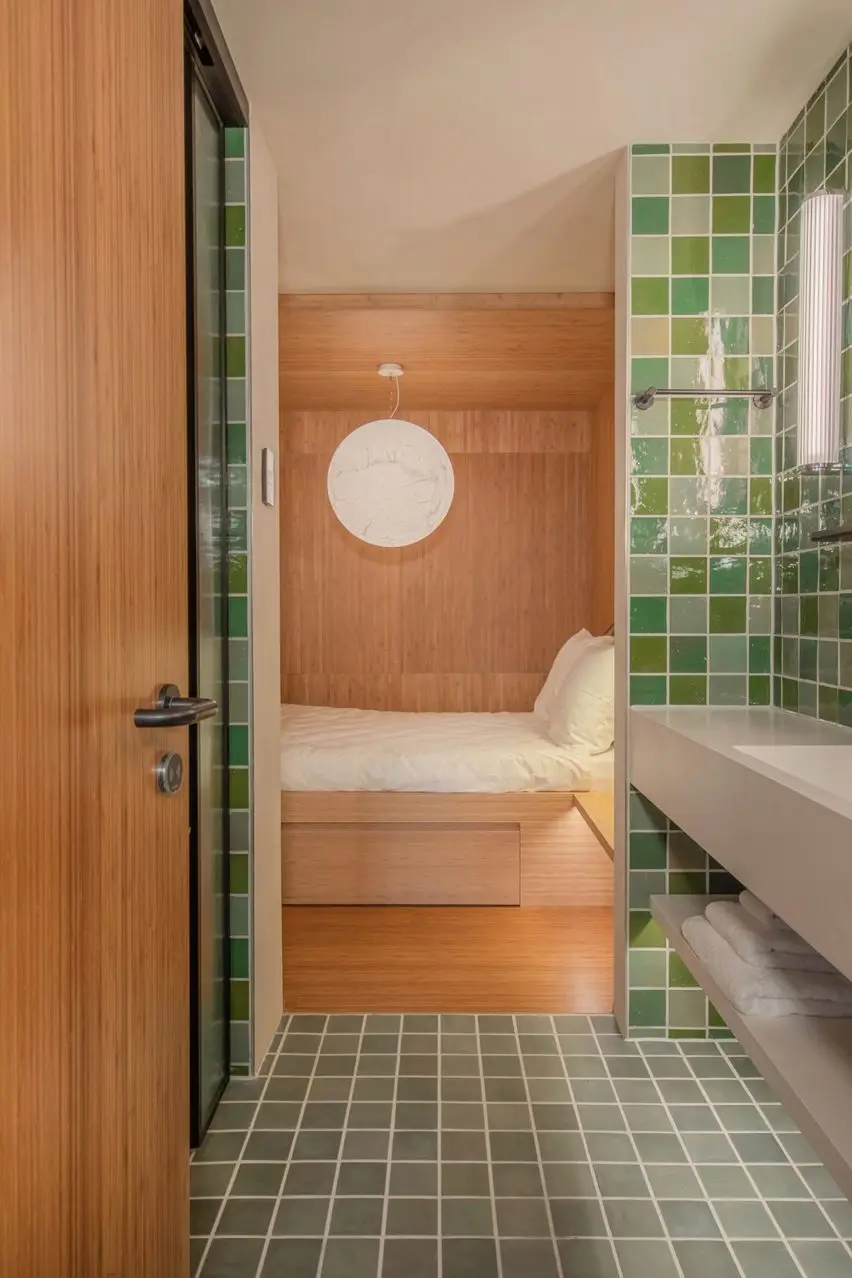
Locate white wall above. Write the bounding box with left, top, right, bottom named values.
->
left=249, top=125, right=284, bottom=1067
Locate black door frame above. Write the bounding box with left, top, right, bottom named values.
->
left=184, top=0, right=248, bottom=1146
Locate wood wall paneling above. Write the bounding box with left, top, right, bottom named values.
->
left=280, top=298, right=614, bottom=712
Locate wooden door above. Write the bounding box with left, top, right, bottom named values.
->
left=0, top=1, right=190, bottom=1274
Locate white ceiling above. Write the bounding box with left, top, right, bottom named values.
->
left=213, top=0, right=852, bottom=294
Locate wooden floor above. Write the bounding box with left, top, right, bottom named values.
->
left=282, top=906, right=613, bottom=1013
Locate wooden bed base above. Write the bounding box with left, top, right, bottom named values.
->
left=281, top=792, right=613, bottom=908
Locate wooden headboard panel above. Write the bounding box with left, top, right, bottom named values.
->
left=279, top=295, right=614, bottom=713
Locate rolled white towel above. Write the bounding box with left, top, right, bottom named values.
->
left=682, top=915, right=852, bottom=1017
left=739, top=890, right=777, bottom=928
left=705, top=901, right=834, bottom=972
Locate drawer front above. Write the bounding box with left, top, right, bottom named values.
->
left=282, top=822, right=520, bottom=906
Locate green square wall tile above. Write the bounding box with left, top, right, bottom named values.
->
left=748, top=519, right=773, bottom=555
left=671, top=318, right=708, bottom=355
left=753, top=153, right=776, bottom=193
left=750, top=478, right=773, bottom=516
left=719, top=317, right=749, bottom=355
left=710, top=597, right=747, bottom=633
left=801, top=595, right=819, bottom=637
left=230, top=980, right=250, bottom=1021
left=670, top=557, right=708, bottom=595
left=670, top=636, right=707, bottom=673
left=629, top=790, right=667, bottom=831
left=224, top=205, right=246, bottom=246
left=752, top=196, right=776, bottom=234
left=670, top=675, right=707, bottom=705
left=228, top=550, right=247, bottom=593
left=632, top=438, right=668, bottom=474
left=712, top=236, right=750, bottom=274
left=669, top=953, right=699, bottom=989
left=710, top=517, right=748, bottom=555
left=713, top=154, right=751, bottom=193
left=632, top=155, right=671, bottom=194
left=632, top=197, right=669, bottom=234
left=630, top=597, right=667, bottom=633
left=630, top=518, right=668, bottom=554
left=629, top=911, right=666, bottom=949
left=673, top=154, right=710, bottom=193
left=226, top=335, right=246, bottom=377
left=228, top=595, right=248, bottom=638
left=723, top=357, right=750, bottom=390
left=670, top=439, right=704, bottom=476
left=752, top=275, right=774, bottom=314
left=840, top=594, right=852, bottom=639
left=713, top=142, right=751, bottom=153
left=713, top=196, right=750, bottom=233
left=630, top=951, right=667, bottom=988
left=820, top=545, right=840, bottom=592
left=632, top=144, right=671, bottom=155
left=630, top=831, right=668, bottom=869
left=749, top=636, right=772, bottom=673
left=749, top=558, right=772, bottom=594
left=710, top=556, right=747, bottom=594
left=748, top=676, right=771, bottom=705
left=750, top=438, right=772, bottom=475
left=227, top=423, right=246, bottom=464
left=630, top=675, right=667, bottom=706
left=709, top=635, right=747, bottom=673
left=225, top=247, right=246, bottom=290
left=671, top=398, right=708, bottom=436
left=632, top=277, right=669, bottom=315
left=630, top=990, right=666, bottom=1028
left=671, top=277, right=709, bottom=315
left=631, top=556, right=667, bottom=594
left=799, top=550, right=819, bottom=594
left=230, top=937, right=249, bottom=979
left=631, top=477, right=668, bottom=515
left=224, top=129, right=245, bottom=158
left=672, top=235, right=710, bottom=275
left=229, top=724, right=249, bottom=766
left=230, top=852, right=249, bottom=894
left=630, top=636, right=667, bottom=673
left=229, top=767, right=250, bottom=809
left=631, top=358, right=669, bottom=394
left=713, top=478, right=749, bottom=515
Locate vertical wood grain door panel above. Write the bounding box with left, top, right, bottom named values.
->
left=0, top=1, right=189, bottom=1274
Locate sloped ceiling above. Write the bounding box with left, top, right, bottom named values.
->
left=213, top=0, right=852, bottom=293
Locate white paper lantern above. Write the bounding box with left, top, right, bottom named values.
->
left=327, top=418, right=454, bottom=547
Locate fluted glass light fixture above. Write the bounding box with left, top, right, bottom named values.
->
left=797, top=191, right=844, bottom=471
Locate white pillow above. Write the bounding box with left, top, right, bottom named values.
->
left=533, top=630, right=593, bottom=723
left=546, top=638, right=615, bottom=754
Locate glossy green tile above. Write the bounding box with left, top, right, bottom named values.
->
left=752, top=196, right=776, bottom=235
left=633, top=197, right=669, bottom=234
left=630, top=990, right=666, bottom=1028
left=632, top=317, right=669, bottom=357
left=749, top=557, right=772, bottom=594
left=632, top=438, right=668, bottom=474
left=749, top=438, right=772, bottom=475
left=224, top=205, right=246, bottom=246
left=713, top=154, right=751, bottom=193
left=227, top=422, right=246, bottom=465
left=229, top=767, right=249, bottom=810
left=840, top=594, right=852, bottom=639
left=669, top=953, right=699, bottom=989
left=709, top=517, right=748, bottom=555
left=671, top=439, right=704, bottom=476
left=671, top=277, right=710, bottom=315
left=630, top=636, right=667, bottom=673
left=671, top=195, right=711, bottom=235
left=632, top=277, right=669, bottom=315
left=749, top=636, right=772, bottom=674
left=631, top=358, right=669, bottom=394
left=820, top=545, right=840, bottom=592
left=713, top=275, right=752, bottom=315
left=629, top=911, right=667, bottom=949
left=710, top=596, right=747, bottom=633
left=670, top=597, right=708, bottom=633
left=749, top=519, right=773, bottom=555
left=712, top=478, right=749, bottom=515
left=750, top=478, right=773, bottom=516
left=670, top=557, right=708, bottom=595
left=719, top=317, right=750, bottom=356
left=752, top=276, right=774, bottom=314
left=712, top=236, right=749, bottom=274
left=630, top=951, right=667, bottom=987
left=672, top=236, right=710, bottom=275
left=820, top=684, right=839, bottom=723
left=670, top=675, right=707, bottom=705
left=670, top=398, right=707, bottom=436
left=632, top=237, right=671, bottom=275
left=630, top=675, right=667, bottom=706
left=710, top=556, right=748, bottom=595
left=630, top=518, right=668, bottom=554
left=709, top=635, right=748, bottom=673
left=670, top=517, right=707, bottom=555
left=671, top=318, right=708, bottom=355
left=670, top=477, right=709, bottom=516
left=632, top=155, right=671, bottom=194
left=633, top=143, right=671, bottom=155
left=228, top=596, right=248, bottom=638
left=713, top=142, right=751, bottom=153
left=799, top=549, right=819, bottom=594
left=753, top=153, right=776, bottom=193
left=229, top=724, right=249, bottom=767
left=632, top=477, right=668, bottom=515
left=630, top=831, right=668, bottom=869
left=748, top=675, right=772, bottom=705
left=673, top=154, right=710, bottom=194
left=801, top=595, right=819, bottom=637
left=225, top=129, right=245, bottom=158
left=713, top=196, right=750, bottom=233
left=631, top=556, right=668, bottom=594
left=670, top=636, right=707, bottom=674
left=630, top=597, right=667, bottom=634
left=723, top=357, right=750, bottom=390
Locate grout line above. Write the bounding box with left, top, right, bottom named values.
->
left=315, top=1015, right=368, bottom=1273
left=254, top=1015, right=331, bottom=1278
left=551, top=1015, right=625, bottom=1278
left=192, top=1013, right=292, bottom=1278
left=377, top=1016, right=404, bottom=1277
left=510, top=1015, right=565, bottom=1278
left=587, top=1019, right=687, bottom=1278
left=475, top=1016, right=504, bottom=1278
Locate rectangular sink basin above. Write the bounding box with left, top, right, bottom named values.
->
left=735, top=744, right=852, bottom=800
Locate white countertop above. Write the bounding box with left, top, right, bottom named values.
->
left=632, top=707, right=852, bottom=821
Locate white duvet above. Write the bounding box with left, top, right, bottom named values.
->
left=280, top=704, right=613, bottom=794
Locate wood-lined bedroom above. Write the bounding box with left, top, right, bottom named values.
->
left=278, top=293, right=616, bottom=1012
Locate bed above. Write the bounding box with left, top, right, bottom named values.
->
left=280, top=704, right=614, bottom=908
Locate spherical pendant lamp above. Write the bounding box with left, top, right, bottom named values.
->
left=327, top=365, right=454, bottom=548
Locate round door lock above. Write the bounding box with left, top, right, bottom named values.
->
left=156, top=751, right=183, bottom=795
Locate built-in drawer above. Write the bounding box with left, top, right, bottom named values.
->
left=282, top=822, right=521, bottom=906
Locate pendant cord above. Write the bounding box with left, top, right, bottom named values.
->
left=389, top=375, right=400, bottom=419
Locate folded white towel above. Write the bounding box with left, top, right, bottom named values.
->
left=682, top=916, right=852, bottom=1017
left=739, top=890, right=777, bottom=928
left=705, top=901, right=834, bottom=972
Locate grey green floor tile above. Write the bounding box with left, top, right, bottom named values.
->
left=191, top=1014, right=852, bottom=1277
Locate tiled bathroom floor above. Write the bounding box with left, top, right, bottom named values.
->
left=191, top=1014, right=852, bottom=1278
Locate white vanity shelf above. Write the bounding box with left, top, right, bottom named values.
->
left=650, top=892, right=852, bottom=1199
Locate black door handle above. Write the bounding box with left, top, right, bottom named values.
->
left=134, top=684, right=218, bottom=728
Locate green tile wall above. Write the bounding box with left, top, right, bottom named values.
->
left=775, top=46, right=852, bottom=723
left=627, top=143, right=776, bottom=1036
left=224, top=126, right=253, bottom=1075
